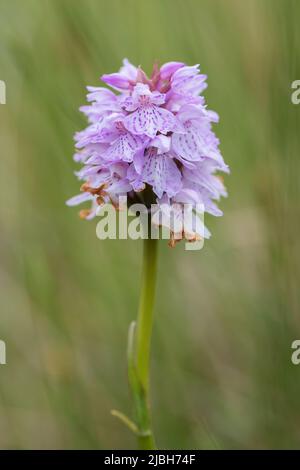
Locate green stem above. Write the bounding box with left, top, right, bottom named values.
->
left=136, top=238, right=158, bottom=391
left=134, top=237, right=158, bottom=449
left=116, top=238, right=158, bottom=449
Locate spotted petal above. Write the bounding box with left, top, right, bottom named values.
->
left=172, top=123, right=205, bottom=163
left=103, top=133, right=146, bottom=163
left=124, top=105, right=179, bottom=138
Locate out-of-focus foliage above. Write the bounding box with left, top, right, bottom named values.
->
left=0, top=0, right=299, bottom=449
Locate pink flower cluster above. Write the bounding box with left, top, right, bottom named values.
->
left=67, top=59, right=229, bottom=244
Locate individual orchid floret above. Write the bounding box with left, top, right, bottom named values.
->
left=123, top=83, right=182, bottom=138
left=80, top=87, right=120, bottom=124
left=102, top=121, right=148, bottom=163
left=67, top=59, right=229, bottom=246
left=170, top=64, right=207, bottom=97
left=171, top=104, right=223, bottom=167
left=101, top=58, right=139, bottom=91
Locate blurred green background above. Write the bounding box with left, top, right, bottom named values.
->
left=0, top=0, right=300, bottom=449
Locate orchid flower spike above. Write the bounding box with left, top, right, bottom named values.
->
left=67, top=59, right=229, bottom=245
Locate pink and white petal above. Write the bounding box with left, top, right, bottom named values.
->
left=76, top=165, right=103, bottom=179
left=157, top=107, right=185, bottom=134
left=150, top=91, right=166, bottom=106
left=127, top=165, right=146, bottom=192
left=132, top=179, right=145, bottom=192
left=173, top=153, right=197, bottom=169
left=165, top=156, right=182, bottom=196
left=165, top=91, right=205, bottom=113
left=141, top=154, right=166, bottom=197
left=173, top=188, right=202, bottom=204
left=152, top=199, right=184, bottom=236
left=124, top=103, right=182, bottom=138
left=74, top=151, right=88, bottom=163
left=172, top=126, right=203, bottom=162
left=204, top=152, right=230, bottom=173
left=86, top=87, right=117, bottom=105
left=132, top=151, right=145, bottom=174
left=104, top=133, right=145, bottom=163
left=204, top=199, right=223, bottom=217
left=119, top=58, right=138, bottom=81
left=123, top=106, right=158, bottom=138
left=66, top=192, right=93, bottom=207
left=160, top=62, right=185, bottom=80
left=85, top=154, right=104, bottom=165
left=128, top=83, right=152, bottom=109
left=150, top=134, right=171, bottom=154
left=89, top=170, right=111, bottom=188
left=182, top=168, right=221, bottom=199
left=176, top=104, right=207, bottom=123
left=212, top=175, right=228, bottom=198
left=109, top=162, right=129, bottom=179
left=108, top=178, right=132, bottom=194
left=122, top=95, right=137, bottom=112
left=141, top=153, right=182, bottom=198
left=101, top=73, right=132, bottom=91
left=171, top=65, right=199, bottom=88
